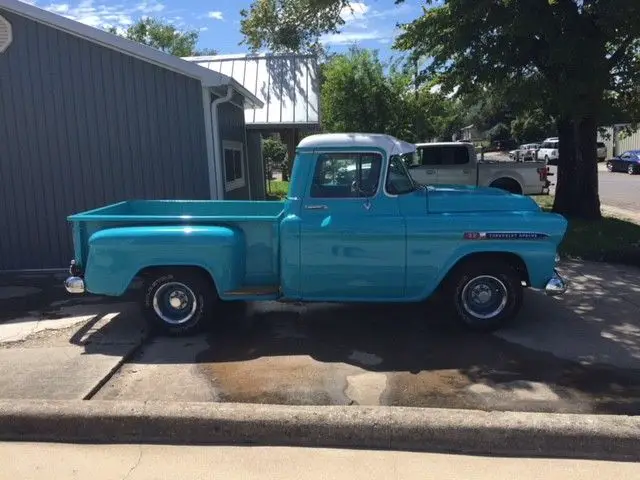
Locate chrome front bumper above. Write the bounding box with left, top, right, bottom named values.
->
left=545, top=270, right=567, bottom=296
left=65, top=276, right=85, bottom=294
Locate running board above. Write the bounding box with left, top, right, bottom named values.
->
left=224, top=286, right=280, bottom=297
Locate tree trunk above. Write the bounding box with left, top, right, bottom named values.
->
left=552, top=115, right=601, bottom=220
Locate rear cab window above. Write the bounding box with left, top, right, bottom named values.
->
left=417, top=145, right=470, bottom=166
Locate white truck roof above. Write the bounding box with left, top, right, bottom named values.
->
left=298, top=133, right=416, bottom=156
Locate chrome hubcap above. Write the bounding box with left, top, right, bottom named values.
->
left=461, top=275, right=508, bottom=320
left=153, top=282, right=197, bottom=325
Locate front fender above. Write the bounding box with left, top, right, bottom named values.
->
left=84, top=226, right=244, bottom=296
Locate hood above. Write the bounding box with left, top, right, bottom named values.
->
left=426, top=185, right=540, bottom=213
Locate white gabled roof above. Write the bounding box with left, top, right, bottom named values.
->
left=183, top=53, right=319, bottom=127
left=297, top=133, right=416, bottom=156
left=0, top=0, right=262, bottom=108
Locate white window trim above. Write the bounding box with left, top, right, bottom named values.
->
left=222, top=140, right=246, bottom=191
left=0, top=15, right=13, bottom=54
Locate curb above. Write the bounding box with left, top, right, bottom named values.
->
left=1, top=400, right=639, bottom=461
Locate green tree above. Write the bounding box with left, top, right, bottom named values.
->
left=321, top=48, right=400, bottom=134
left=511, top=110, right=555, bottom=144
left=240, top=0, right=350, bottom=54
left=395, top=1, right=640, bottom=219
left=262, top=137, right=288, bottom=180
left=320, top=48, right=462, bottom=142
left=108, top=18, right=216, bottom=57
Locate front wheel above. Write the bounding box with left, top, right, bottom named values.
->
left=628, top=164, right=638, bottom=175
left=446, top=260, right=523, bottom=332
left=142, top=268, right=217, bottom=336
left=606, top=161, right=614, bottom=172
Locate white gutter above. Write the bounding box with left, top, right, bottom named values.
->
left=211, top=85, right=234, bottom=199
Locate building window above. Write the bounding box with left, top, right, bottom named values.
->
left=223, top=141, right=245, bottom=191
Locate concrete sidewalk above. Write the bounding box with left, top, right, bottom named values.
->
left=1, top=443, right=638, bottom=480
left=0, top=272, right=145, bottom=400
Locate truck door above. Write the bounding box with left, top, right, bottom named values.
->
left=431, top=144, right=474, bottom=185
left=299, top=150, right=406, bottom=300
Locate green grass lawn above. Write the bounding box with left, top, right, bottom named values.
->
left=266, top=180, right=290, bottom=200
left=534, top=196, right=640, bottom=266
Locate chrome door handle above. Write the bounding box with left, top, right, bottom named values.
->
left=426, top=169, right=436, bottom=174
left=304, top=204, right=328, bottom=210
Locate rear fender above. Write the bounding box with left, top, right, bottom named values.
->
left=84, top=226, right=244, bottom=296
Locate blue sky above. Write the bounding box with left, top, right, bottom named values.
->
left=24, top=0, right=424, bottom=61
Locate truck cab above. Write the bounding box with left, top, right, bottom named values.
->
left=65, top=133, right=568, bottom=336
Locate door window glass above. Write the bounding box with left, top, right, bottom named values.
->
left=310, top=152, right=382, bottom=198
left=386, top=155, right=416, bottom=195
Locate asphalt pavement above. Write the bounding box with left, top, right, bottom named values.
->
left=484, top=152, right=640, bottom=213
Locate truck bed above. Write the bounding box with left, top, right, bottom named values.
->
left=68, top=200, right=286, bottom=291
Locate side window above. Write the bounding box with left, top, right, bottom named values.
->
left=310, top=152, right=382, bottom=198
left=621, top=152, right=631, bottom=159
left=418, top=147, right=443, bottom=165
left=386, top=155, right=415, bottom=195
left=223, top=141, right=245, bottom=191
left=445, top=146, right=470, bottom=165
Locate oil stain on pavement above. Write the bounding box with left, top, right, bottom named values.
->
left=183, top=301, right=640, bottom=414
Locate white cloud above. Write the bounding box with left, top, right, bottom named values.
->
left=199, top=26, right=208, bottom=32
left=340, top=1, right=369, bottom=23
left=321, top=30, right=390, bottom=45
left=135, top=1, right=165, bottom=14
left=207, top=11, right=224, bottom=21
left=38, top=1, right=168, bottom=29
left=45, top=3, right=70, bottom=14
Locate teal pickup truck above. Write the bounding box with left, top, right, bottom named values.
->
left=65, top=133, right=568, bottom=336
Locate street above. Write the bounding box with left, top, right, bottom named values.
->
left=2, top=261, right=640, bottom=414
left=485, top=152, right=640, bottom=212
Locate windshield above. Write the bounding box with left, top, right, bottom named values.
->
left=386, top=154, right=417, bottom=195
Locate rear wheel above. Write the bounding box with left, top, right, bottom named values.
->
left=142, top=268, right=217, bottom=336
left=489, top=178, right=522, bottom=195
left=445, top=260, right=523, bottom=332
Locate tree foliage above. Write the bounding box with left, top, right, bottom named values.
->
left=395, top=0, right=640, bottom=219
left=321, top=48, right=462, bottom=142
left=262, top=136, right=288, bottom=179
left=240, top=0, right=351, bottom=54
left=511, top=110, right=555, bottom=144
left=108, top=18, right=216, bottom=57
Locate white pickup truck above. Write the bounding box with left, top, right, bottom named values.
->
left=407, top=142, right=550, bottom=195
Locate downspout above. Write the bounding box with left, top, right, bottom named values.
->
left=211, top=85, right=234, bottom=199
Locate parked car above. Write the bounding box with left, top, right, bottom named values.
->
left=597, top=142, right=607, bottom=162
left=64, top=133, right=568, bottom=336
left=410, top=142, right=550, bottom=195
left=509, top=143, right=541, bottom=162
left=606, top=150, right=640, bottom=174
left=538, top=138, right=559, bottom=165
